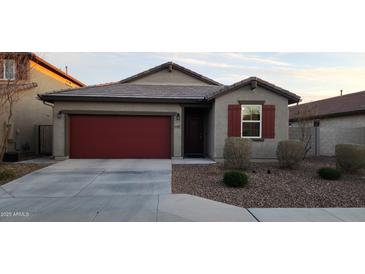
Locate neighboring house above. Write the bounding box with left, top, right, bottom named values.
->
left=39, top=62, right=300, bottom=161
left=0, top=53, right=84, bottom=159
left=289, top=91, right=365, bottom=156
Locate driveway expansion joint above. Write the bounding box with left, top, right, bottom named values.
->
left=246, top=208, right=260, bottom=222
left=0, top=186, right=16, bottom=198
left=73, top=169, right=106, bottom=197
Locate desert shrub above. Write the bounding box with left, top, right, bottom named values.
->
left=335, top=144, right=365, bottom=172
left=0, top=168, right=16, bottom=181
left=223, top=171, right=248, bottom=187
left=223, top=138, right=252, bottom=170
left=317, top=167, right=341, bottom=180
left=276, top=140, right=305, bottom=169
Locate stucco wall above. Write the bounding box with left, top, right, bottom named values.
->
left=1, top=61, right=81, bottom=155
left=318, top=114, right=365, bottom=128
left=128, top=69, right=212, bottom=86
left=319, top=115, right=365, bottom=156
left=213, top=86, right=289, bottom=160
left=319, top=127, right=365, bottom=156
left=290, top=114, right=365, bottom=156
left=52, top=101, right=182, bottom=159
left=207, top=101, right=215, bottom=158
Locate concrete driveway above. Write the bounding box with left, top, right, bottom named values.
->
left=0, top=159, right=256, bottom=222
left=2, top=159, right=172, bottom=197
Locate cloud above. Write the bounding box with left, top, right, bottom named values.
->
left=286, top=67, right=365, bottom=83
left=162, top=55, right=246, bottom=69
left=223, top=53, right=292, bottom=66
left=158, top=52, right=292, bottom=69
left=40, top=52, right=365, bottom=104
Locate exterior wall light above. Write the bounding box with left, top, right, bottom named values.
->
left=57, top=111, right=63, bottom=119
left=175, top=113, right=180, bottom=121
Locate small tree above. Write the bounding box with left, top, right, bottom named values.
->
left=292, top=103, right=318, bottom=158
left=0, top=53, right=33, bottom=161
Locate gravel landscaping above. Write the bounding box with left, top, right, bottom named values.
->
left=0, top=163, right=50, bottom=186
left=172, top=157, right=365, bottom=208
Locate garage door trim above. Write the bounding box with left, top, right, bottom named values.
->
left=64, top=111, right=176, bottom=158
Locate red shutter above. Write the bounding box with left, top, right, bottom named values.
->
left=262, top=105, right=275, bottom=139
left=227, top=105, right=241, bottom=137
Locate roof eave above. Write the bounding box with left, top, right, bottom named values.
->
left=289, top=109, right=365, bottom=122
left=119, top=62, right=222, bottom=86
left=207, top=77, right=301, bottom=104
left=30, top=53, right=85, bottom=87
left=38, top=94, right=207, bottom=104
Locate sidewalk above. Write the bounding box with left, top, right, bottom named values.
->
left=1, top=193, right=365, bottom=221
left=248, top=208, right=365, bottom=222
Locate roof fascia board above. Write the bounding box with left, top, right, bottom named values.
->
left=38, top=94, right=207, bottom=104
left=119, top=62, right=222, bottom=86
left=30, top=53, right=85, bottom=87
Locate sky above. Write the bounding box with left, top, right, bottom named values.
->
left=39, top=52, right=365, bottom=103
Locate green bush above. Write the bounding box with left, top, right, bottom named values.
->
left=223, top=138, right=252, bottom=170
left=317, top=167, right=342, bottom=180
left=335, top=144, right=365, bottom=173
left=276, top=140, right=305, bottom=169
left=223, top=171, right=248, bottom=188
left=0, top=168, right=16, bottom=181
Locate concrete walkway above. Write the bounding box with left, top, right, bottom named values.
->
left=0, top=159, right=364, bottom=221
left=247, top=208, right=365, bottom=222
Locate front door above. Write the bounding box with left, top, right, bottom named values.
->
left=184, top=108, right=204, bottom=157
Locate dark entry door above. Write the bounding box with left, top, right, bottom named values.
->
left=184, top=108, right=204, bottom=156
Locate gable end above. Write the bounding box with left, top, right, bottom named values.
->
left=120, top=62, right=222, bottom=86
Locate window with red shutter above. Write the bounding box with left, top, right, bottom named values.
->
left=228, top=104, right=275, bottom=139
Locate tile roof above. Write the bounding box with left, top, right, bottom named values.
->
left=289, top=90, right=365, bottom=120
left=39, top=62, right=301, bottom=104
left=39, top=83, right=222, bottom=103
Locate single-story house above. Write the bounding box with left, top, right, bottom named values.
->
left=39, top=62, right=301, bottom=161
left=289, top=90, right=365, bottom=156
left=289, top=91, right=365, bottom=156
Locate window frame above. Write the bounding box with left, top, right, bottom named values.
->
left=1, top=59, right=16, bottom=80
left=241, top=104, right=262, bottom=139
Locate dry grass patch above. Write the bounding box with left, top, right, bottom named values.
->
left=0, top=163, right=50, bottom=186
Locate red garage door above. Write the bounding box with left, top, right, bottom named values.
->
left=69, top=115, right=171, bottom=159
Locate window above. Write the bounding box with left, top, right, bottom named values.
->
left=1, top=59, right=16, bottom=80
left=241, top=105, right=262, bottom=138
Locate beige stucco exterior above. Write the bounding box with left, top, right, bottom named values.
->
left=128, top=69, right=212, bottom=86
left=212, top=86, right=289, bottom=160
left=47, top=66, right=294, bottom=160
left=0, top=59, right=82, bottom=156
left=51, top=85, right=290, bottom=160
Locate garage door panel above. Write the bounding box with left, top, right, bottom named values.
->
left=69, top=115, right=171, bottom=159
